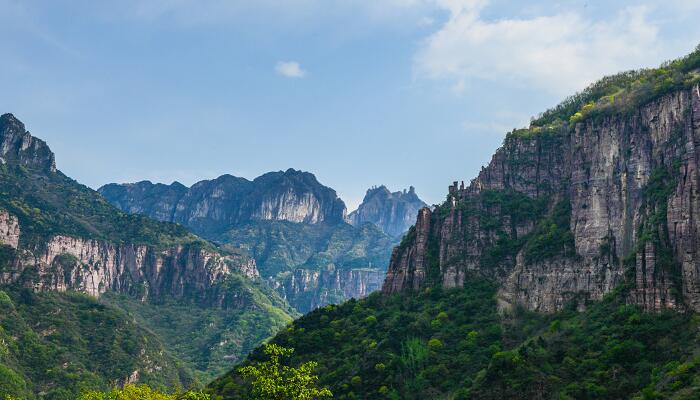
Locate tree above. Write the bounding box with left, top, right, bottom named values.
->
left=238, top=344, right=332, bottom=400
left=77, top=384, right=210, bottom=400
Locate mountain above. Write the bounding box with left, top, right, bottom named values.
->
left=98, top=170, right=347, bottom=237
left=99, top=172, right=397, bottom=313
left=383, top=50, right=700, bottom=314
left=347, top=185, right=427, bottom=237
left=0, top=113, right=294, bottom=398
left=209, top=48, right=700, bottom=399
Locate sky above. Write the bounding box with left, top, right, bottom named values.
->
left=1, top=0, right=700, bottom=210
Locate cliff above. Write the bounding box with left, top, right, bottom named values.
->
left=0, top=209, right=257, bottom=304
left=98, top=169, right=348, bottom=236
left=271, top=267, right=384, bottom=313
left=347, top=185, right=427, bottom=237
left=384, top=54, right=700, bottom=313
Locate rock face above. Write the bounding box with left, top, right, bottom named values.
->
left=0, top=227, right=258, bottom=306
left=99, top=170, right=348, bottom=236
left=272, top=267, right=384, bottom=313
left=384, top=84, right=700, bottom=313
left=0, top=210, right=20, bottom=248
left=347, top=185, right=427, bottom=237
left=0, top=113, right=55, bottom=172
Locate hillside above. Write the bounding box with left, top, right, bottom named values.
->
left=0, top=114, right=294, bottom=398
left=209, top=47, right=700, bottom=400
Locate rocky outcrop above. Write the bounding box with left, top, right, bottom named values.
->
left=99, top=169, right=348, bottom=236
left=0, top=210, right=20, bottom=248
left=0, top=214, right=259, bottom=305
left=384, top=84, right=700, bottom=313
left=348, top=185, right=427, bottom=237
left=0, top=113, right=56, bottom=173
left=273, top=267, right=384, bottom=313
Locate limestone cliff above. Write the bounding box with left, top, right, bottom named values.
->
left=272, top=267, right=384, bottom=313
left=347, top=185, right=427, bottom=237
left=98, top=169, right=348, bottom=236
left=384, top=75, right=700, bottom=313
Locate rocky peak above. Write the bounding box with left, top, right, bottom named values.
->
left=0, top=113, right=56, bottom=173
left=348, top=185, right=427, bottom=237
left=99, top=168, right=348, bottom=235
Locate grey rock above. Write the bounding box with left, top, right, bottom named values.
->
left=384, top=84, right=700, bottom=313
left=347, top=185, right=427, bottom=237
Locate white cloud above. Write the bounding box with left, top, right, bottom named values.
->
left=275, top=61, right=307, bottom=78
left=414, top=2, right=666, bottom=95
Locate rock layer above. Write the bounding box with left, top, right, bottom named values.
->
left=0, top=215, right=258, bottom=306
left=384, top=85, right=700, bottom=313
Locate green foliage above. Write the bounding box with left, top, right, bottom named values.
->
left=236, top=344, right=332, bottom=400
left=77, top=384, right=210, bottom=400
left=0, top=164, right=208, bottom=250
left=0, top=287, right=191, bottom=399
left=531, top=45, right=700, bottom=128
left=522, top=199, right=576, bottom=263
left=211, top=280, right=700, bottom=400
left=209, top=280, right=502, bottom=400
left=101, top=274, right=295, bottom=383
left=470, top=291, right=698, bottom=400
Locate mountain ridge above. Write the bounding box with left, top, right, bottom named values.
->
left=347, top=185, right=427, bottom=237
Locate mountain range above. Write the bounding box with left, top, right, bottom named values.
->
left=209, top=46, right=700, bottom=399
left=0, top=113, right=294, bottom=397
left=98, top=172, right=426, bottom=312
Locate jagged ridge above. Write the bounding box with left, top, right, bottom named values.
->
left=347, top=185, right=427, bottom=237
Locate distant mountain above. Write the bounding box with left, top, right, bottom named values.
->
left=0, top=113, right=294, bottom=397
left=99, top=172, right=396, bottom=313
left=347, top=185, right=427, bottom=237
left=98, top=169, right=347, bottom=237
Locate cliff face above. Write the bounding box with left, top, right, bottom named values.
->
left=0, top=220, right=258, bottom=306
left=0, top=113, right=55, bottom=172
left=99, top=169, right=347, bottom=236
left=348, top=185, right=427, bottom=237
left=271, top=267, right=384, bottom=313
left=384, top=84, right=700, bottom=313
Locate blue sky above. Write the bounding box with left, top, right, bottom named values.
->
left=2, top=0, right=700, bottom=209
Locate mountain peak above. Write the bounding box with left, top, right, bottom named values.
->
left=349, top=185, right=427, bottom=237
left=0, top=113, right=56, bottom=173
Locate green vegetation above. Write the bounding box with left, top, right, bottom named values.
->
left=210, top=280, right=700, bottom=400
left=209, top=279, right=503, bottom=399
left=237, top=344, right=331, bottom=400
left=0, top=287, right=192, bottom=400
left=219, top=220, right=396, bottom=278
left=101, top=274, right=296, bottom=383
left=0, top=164, right=206, bottom=249
left=530, top=44, right=700, bottom=129
left=77, top=384, right=209, bottom=400
left=522, top=199, right=576, bottom=264
left=441, top=189, right=574, bottom=268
